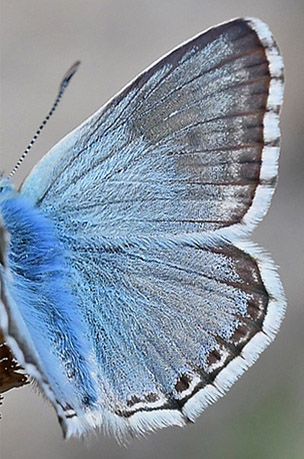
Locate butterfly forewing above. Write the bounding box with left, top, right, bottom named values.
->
left=22, top=18, right=283, bottom=243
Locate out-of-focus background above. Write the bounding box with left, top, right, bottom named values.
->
left=0, top=1, right=303, bottom=458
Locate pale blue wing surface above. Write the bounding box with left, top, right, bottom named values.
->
left=21, top=18, right=283, bottom=243
left=0, top=17, right=285, bottom=439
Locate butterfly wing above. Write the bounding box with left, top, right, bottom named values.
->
left=58, top=236, right=284, bottom=439
left=3, top=17, right=285, bottom=438
left=21, top=17, right=283, bottom=244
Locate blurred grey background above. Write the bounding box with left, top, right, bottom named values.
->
left=0, top=1, right=303, bottom=458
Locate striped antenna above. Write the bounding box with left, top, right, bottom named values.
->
left=8, top=61, right=81, bottom=179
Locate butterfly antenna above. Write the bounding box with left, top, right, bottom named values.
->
left=8, top=61, right=81, bottom=179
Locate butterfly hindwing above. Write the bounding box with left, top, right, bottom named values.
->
left=60, top=237, right=284, bottom=437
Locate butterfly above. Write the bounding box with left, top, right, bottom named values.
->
left=0, top=17, right=285, bottom=441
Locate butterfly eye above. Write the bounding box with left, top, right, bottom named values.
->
left=0, top=179, right=12, bottom=196
left=0, top=178, right=5, bottom=194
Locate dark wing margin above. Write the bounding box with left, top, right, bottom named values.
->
left=22, top=17, right=284, bottom=243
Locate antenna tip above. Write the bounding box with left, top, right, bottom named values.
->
left=8, top=61, right=81, bottom=179
left=60, top=61, right=81, bottom=89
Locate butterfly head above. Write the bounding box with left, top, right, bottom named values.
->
left=0, top=177, right=16, bottom=203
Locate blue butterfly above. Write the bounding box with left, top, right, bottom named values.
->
left=0, top=17, right=285, bottom=441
